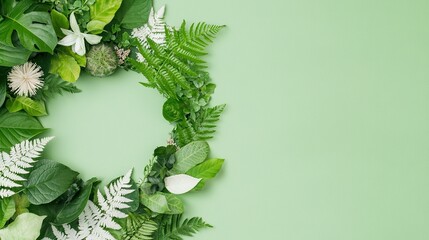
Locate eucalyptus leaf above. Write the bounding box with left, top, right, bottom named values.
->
left=0, top=213, right=45, bottom=240
left=114, top=0, right=152, bottom=29
left=0, top=0, right=57, bottom=53
left=87, top=0, right=123, bottom=33
left=0, top=197, right=15, bottom=228
left=25, top=159, right=79, bottom=205
left=0, top=108, right=46, bottom=151
left=171, top=141, right=210, bottom=174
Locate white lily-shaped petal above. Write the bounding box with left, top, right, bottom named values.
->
left=58, top=12, right=102, bottom=56
left=164, top=174, right=201, bottom=195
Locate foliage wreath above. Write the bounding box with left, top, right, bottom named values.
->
left=0, top=0, right=225, bottom=239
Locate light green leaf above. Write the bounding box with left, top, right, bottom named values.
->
left=54, top=178, right=98, bottom=224
left=0, top=108, right=46, bottom=151
left=171, top=141, right=210, bottom=174
left=140, top=192, right=169, bottom=214
left=114, top=0, right=152, bottom=29
left=87, top=0, right=123, bottom=33
left=0, top=197, right=16, bottom=228
left=187, top=158, right=224, bottom=179
left=15, top=97, right=47, bottom=116
left=58, top=46, right=86, bottom=67
left=6, top=97, right=23, bottom=113
left=0, top=0, right=57, bottom=53
left=50, top=52, right=81, bottom=82
left=0, top=43, right=31, bottom=67
left=0, top=213, right=45, bottom=240
left=50, top=10, right=69, bottom=37
left=162, top=193, right=184, bottom=214
left=25, top=159, right=79, bottom=205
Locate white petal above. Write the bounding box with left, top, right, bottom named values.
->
left=164, top=174, right=201, bottom=195
left=73, top=36, right=86, bottom=56
left=58, top=34, right=78, bottom=46
left=83, top=33, right=102, bottom=45
left=69, top=12, right=81, bottom=34
left=61, top=28, right=74, bottom=35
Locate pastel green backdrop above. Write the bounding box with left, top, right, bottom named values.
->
left=40, top=0, right=429, bottom=239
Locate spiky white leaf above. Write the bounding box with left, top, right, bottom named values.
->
left=132, top=5, right=171, bottom=62
left=50, top=170, right=135, bottom=240
left=0, top=137, right=54, bottom=198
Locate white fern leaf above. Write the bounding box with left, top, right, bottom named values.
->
left=132, top=5, right=171, bottom=62
left=0, top=137, right=54, bottom=198
left=50, top=170, right=135, bottom=240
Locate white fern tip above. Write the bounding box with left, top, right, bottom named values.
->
left=0, top=137, right=54, bottom=198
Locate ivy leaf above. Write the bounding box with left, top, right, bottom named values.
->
left=25, top=159, right=79, bottom=205
left=0, top=0, right=57, bottom=53
left=87, top=0, right=123, bottom=34
left=0, top=108, right=46, bottom=151
left=0, top=213, right=45, bottom=240
left=53, top=178, right=98, bottom=224
left=171, top=141, right=210, bottom=174
left=114, top=0, right=152, bottom=29
left=0, top=43, right=31, bottom=67
left=50, top=52, right=81, bottom=82
left=50, top=10, right=69, bottom=37
left=0, top=197, right=16, bottom=228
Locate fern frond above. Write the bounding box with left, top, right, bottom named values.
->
left=50, top=170, right=135, bottom=240
left=155, top=214, right=212, bottom=240
left=194, top=104, right=225, bottom=140
left=0, top=137, right=54, bottom=198
left=174, top=120, right=197, bottom=147
left=33, top=74, right=81, bottom=101
left=123, top=213, right=158, bottom=240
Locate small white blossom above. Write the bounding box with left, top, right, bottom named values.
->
left=7, top=62, right=44, bottom=97
left=58, top=12, right=102, bottom=56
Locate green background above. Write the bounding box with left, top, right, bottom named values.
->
left=40, top=0, right=429, bottom=239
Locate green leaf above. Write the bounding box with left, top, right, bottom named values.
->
left=163, top=98, right=182, bottom=122
left=57, top=46, right=86, bottom=67
left=50, top=52, right=81, bottom=82
left=0, top=108, right=46, bottom=151
left=50, top=9, right=69, bottom=37
left=13, top=97, right=47, bottom=116
left=140, top=192, right=169, bottom=214
left=32, top=74, right=81, bottom=101
left=123, top=213, right=158, bottom=240
left=0, top=75, right=6, bottom=107
left=0, top=43, right=31, bottom=67
left=162, top=193, right=184, bottom=214
left=171, top=141, right=210, bottom=174
left=0, top=197, right=15, bottom=228
left=114, top=0, right=151, bottom=29
left=25, top=159, right=79, bottom=205
left=0, top=213, right=45, bottom=240
left=0, top=0, right=57, bottom=53
left=186, top=158, right=224, bottom=191
left=87, top=0, right=123, bottom=33
left=53, top=178, right=97, bottom=224
left=155, top=214, right=212, bottom=240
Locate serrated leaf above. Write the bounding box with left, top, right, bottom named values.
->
left=171, top=141, right=210, bottom=174
left=0, top=108, right=46, bottom=151
left=25, top=159, right=79, bottom=205
left=115, top=0, right=152, bottom=29
left=87, top=0, right=123, bottom=33
left=0, top=0, right=57, bottom=53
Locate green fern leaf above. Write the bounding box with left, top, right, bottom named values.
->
left=123, top=213, right=158, bottom=240
left=195, top=104, right=226, bottom=140
left=155, top=214, right=212, bottom=240
left=33, top=74, right=81, bottom=101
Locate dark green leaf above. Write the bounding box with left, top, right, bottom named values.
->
left=0, top=43, right=31, bottom=67
left=50, top=10, right=69, bottom=37
left=114, top=0, right=151, bottom=29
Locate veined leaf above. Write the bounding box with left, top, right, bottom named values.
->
left=16, top=97, right=47, bottom=116
left=0, top=43, right=31, bottom=67
left=0, top=109, right=46, bottom=151
left=87, top=0, right=123, bottom=33
left=0, top=0, right=57, bottom=53
left=50, top=52, right=81, bottom=82
left=140, top=192, right=169, bottom=214
left=0, top=213, right=45, bottom=240
left=0, top=76, right=7, bottom=107
left=171, top=141, right=210, bottom=174
left=25, top=159, right=79, bottom=205
left=0, top=197, right=15, bottom=228
left=114, top=0, right=152, bottom=29
left=187, top=158, right=224, bottom=179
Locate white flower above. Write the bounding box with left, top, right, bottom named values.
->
left=7, top=62, right=44, bottom=97
left=58, top=12, right=102, bottom=56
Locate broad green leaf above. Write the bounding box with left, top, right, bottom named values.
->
left=54, top=178, right=98, bottom=224
left=171, top=141, right=210, bottom=174
left=0, top=0, right=57, bottom=53
left=162, top=193, right=184, bottom=214
left=50, top=52, right=81, bottom=82
left=140, top=192, right=169, bottom=214
left=114, top=0, right=152, bottom=29
left=0, top=43, right=31, bottom=67
left=25, top=159, right=79, bottom=205
left=0, top=197, right=15, bottom=228
left=15, top=97, right=47, bottom=116
left=58, top=46, right=86, bottom=67
left=0, top=108, right=46, bottom=151
left=50, top=10, right=69, bottom=37
left=187, top=158, right=224, bottom=179
left=0, top=213, right=45, bottom=240
left=87, top=0, right=123, bottom=33
left=0, top=77, right=7, bottom=107
left=6, top=97, right=23, bottom=112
